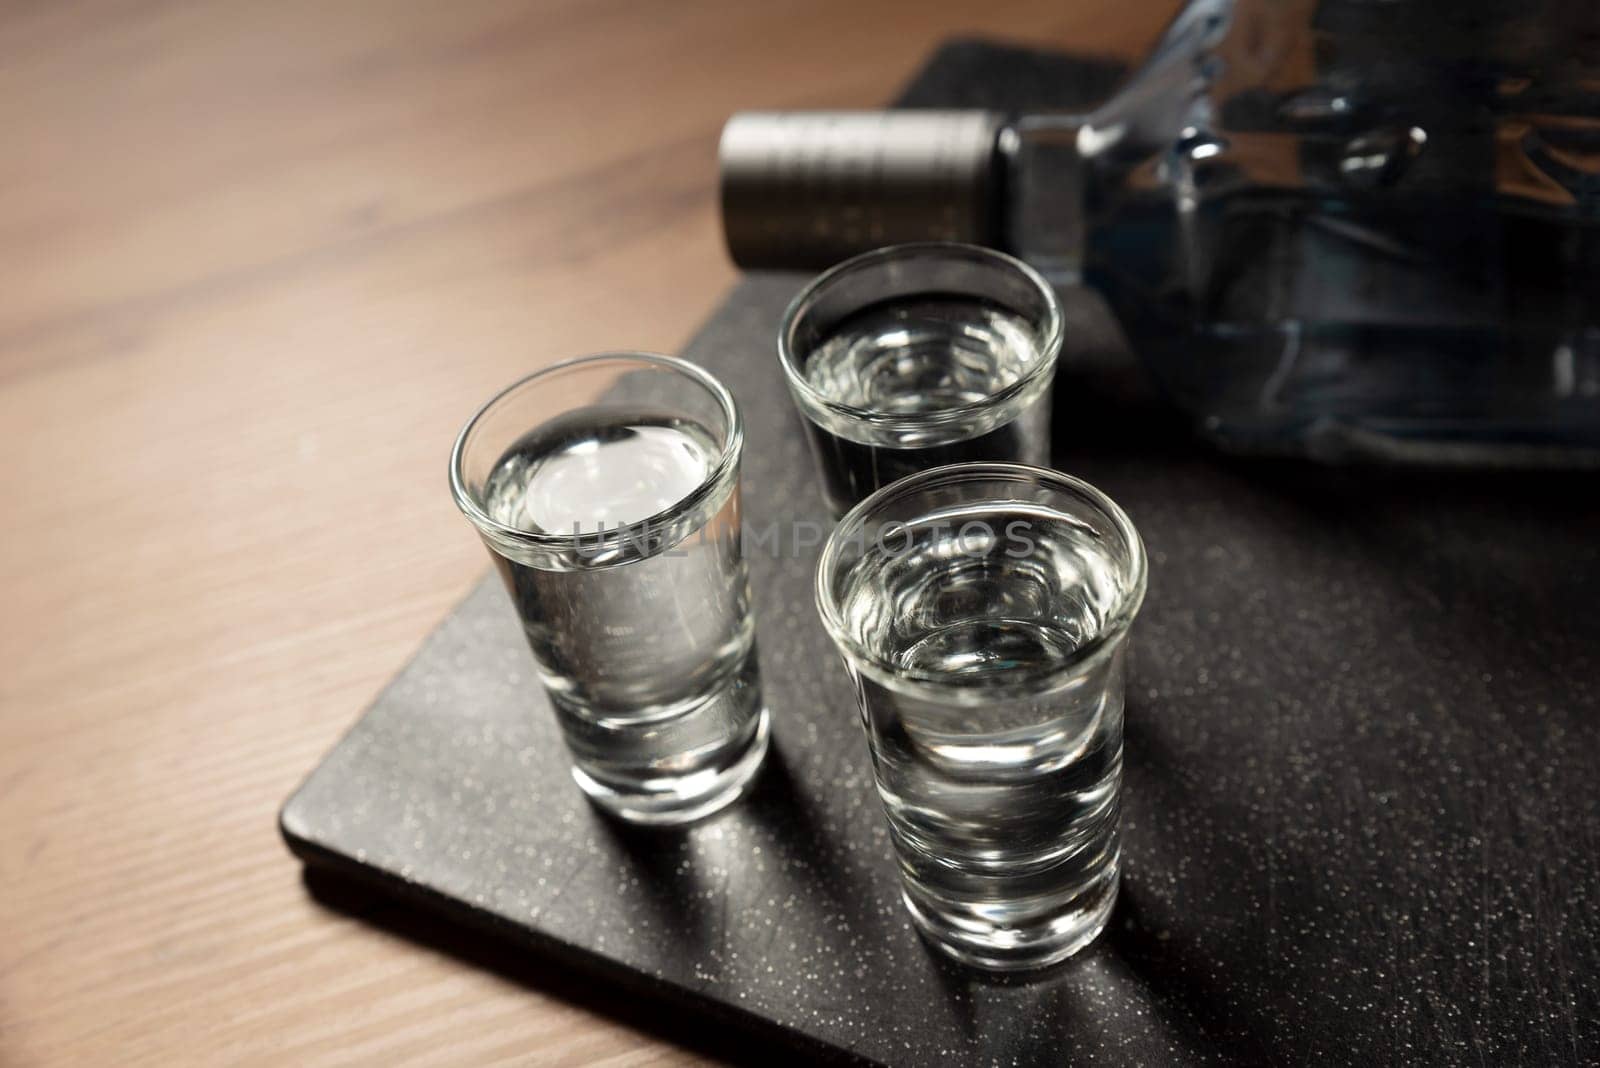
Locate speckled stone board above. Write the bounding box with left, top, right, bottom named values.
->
left=281, top=42, right=1600, bottom=1066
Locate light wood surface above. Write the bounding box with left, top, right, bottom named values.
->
left=0, top=2, right=1170, bottom=1064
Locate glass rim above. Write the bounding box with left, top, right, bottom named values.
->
left=448, top=351, right=743, bottom=551
left=776, top=242, right=1064, bottom=435
left=814, top=461, right=1148, bottom=692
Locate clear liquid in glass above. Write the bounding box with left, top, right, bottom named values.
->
left=481, top=407, right=767, bottom=824
left=835, top=500, right=1129, bottom=968
left=797, top=296, right=1052, bottom=513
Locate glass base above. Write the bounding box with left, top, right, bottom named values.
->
left=900, top=859, right=1120, bottom=972
left=569, top=707, right=770, bottom=827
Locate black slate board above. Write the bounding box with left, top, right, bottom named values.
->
left=281, top=41, right=1600, bottom=1067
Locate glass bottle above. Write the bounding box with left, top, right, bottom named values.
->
left=720, top=0, right=1600, bottom=463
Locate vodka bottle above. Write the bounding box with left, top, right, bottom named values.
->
left=720, top=0, right=1600, bottom=463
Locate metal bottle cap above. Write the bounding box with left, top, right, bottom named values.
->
left=718, top=110, right=1005, bottom=269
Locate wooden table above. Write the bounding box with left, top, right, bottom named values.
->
left=1, top=3, right=1168, bottom=1063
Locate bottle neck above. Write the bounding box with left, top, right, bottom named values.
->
left=999, top=116, right=1091, bottom=285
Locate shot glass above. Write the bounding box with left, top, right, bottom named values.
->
left=450, top=353, right=769, bottom=826
left=778, top=242, right=1063, bottom=516
left=815, top=463, right=1147, bottom=970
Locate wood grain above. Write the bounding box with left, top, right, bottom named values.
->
left=0, top=2, right=1171, bottom=1064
